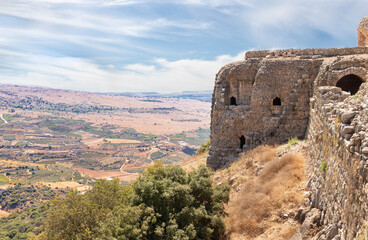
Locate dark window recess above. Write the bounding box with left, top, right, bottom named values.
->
left=230, top=97, right=237, bottom=106
left=240, top=135, right=245, bottom=149
left=336, top=74, right=363, bottom=95
left=273, top=97, right=281, bottom=106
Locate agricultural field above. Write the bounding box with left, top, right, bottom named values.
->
left=0, top=113, right=209, bottom=182
left=0, top=84, right=210, bottom=185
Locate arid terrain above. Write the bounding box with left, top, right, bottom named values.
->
left=174, top=140, right=309, bottom=240
left=0, top=84, right=211, bottom=218
left=0, top=84, right=210, bottom=134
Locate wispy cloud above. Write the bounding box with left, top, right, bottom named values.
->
left=0, top=2, right=208, bottom=37
left=0, top=50, right=244, bottom=93
left=176, top=0, right=368, bottom=48
left=0, top=0, right=368, bottom=93
left=0, top=0, right=217, bottom=74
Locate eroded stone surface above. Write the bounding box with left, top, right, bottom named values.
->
left=358, top=16, right=368, bottom=47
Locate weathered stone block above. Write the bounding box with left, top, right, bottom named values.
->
left=340, top=111, right=356, bottom=124
left=343, top=126, right=355, bottom=134
left=362, top=147, right=368, bottom=154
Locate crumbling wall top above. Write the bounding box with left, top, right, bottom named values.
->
left=359, top=16, right=368, bottom=30
left=245, top=47, right=368, bottom=59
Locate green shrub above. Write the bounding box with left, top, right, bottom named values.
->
left=0, top=175, right=9, bottom=185
left=196, top=139, right=210, bottom=155
left=320, top=161, right=327, bottom=173
left=44, top=179, right=132, bottom=240
left=0, top=204, right=49, bottom=240
left=287, top=136, right=299, bottom=147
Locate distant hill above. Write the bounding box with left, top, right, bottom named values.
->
left=106, top=90, right=213, bottom=102
left=0, top=84, right=210, bottom=135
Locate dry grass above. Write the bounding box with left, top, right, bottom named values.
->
left=217, top=144, right=306, bottom=240
left=179, top=152, right=208, bottom=171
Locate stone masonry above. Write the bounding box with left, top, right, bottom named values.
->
left=305, top=84, right=368, bottom=239
left=207, top=16, right=368, bottom=169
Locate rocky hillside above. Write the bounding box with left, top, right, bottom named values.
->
left=210, top=141, right=309, bottom=240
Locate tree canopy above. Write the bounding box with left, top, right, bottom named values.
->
left=40, top=163, right=229, bottom=240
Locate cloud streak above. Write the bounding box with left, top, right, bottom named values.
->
left=0, top=50, right=244, bottom=93
left=0, top=0, right=368, bottom=93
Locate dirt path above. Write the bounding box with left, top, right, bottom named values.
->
left=0, top=114, right=8, bottom=124
left=74, top=167, right=139, bottom=182
left=180, top=155, right=208, bottom=167
left=120, top=160, right=129, bottom=172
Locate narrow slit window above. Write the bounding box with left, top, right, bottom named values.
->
left=240, top=135, right=245, bottom=149
left=230, top=97, right=237, bottom=106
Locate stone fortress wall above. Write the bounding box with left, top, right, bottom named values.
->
left=207, top=15, right=368, bottom=239
left=207, top=16, right=368, bottom=169
left=306, top=85, right=368, bottom=239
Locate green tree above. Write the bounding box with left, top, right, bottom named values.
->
left=42, top=164, right=229, bottom=240
left=44, top=179, right=132, bottom=240
left=128, top=162, right=229, bottom=240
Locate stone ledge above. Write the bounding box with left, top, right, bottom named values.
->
left=245, top=47, right=368, bottom=59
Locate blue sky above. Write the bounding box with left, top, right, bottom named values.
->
left=0, top=0, right=368, bottom=93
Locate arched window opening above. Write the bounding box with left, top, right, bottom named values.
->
left=230, top=96, right=237, bottom=106
left=336, top=74, right=363, bottom=95
left=273, top=97, right=281, bottom=106
left=240, top=135, right=245, bottom=149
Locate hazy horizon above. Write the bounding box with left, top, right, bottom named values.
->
left=0, top=82, right=213, bottom=95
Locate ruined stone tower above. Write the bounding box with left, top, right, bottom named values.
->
left=358, top=16, right=368, bottom=47
left=207, top=16, right=368, bottom=169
